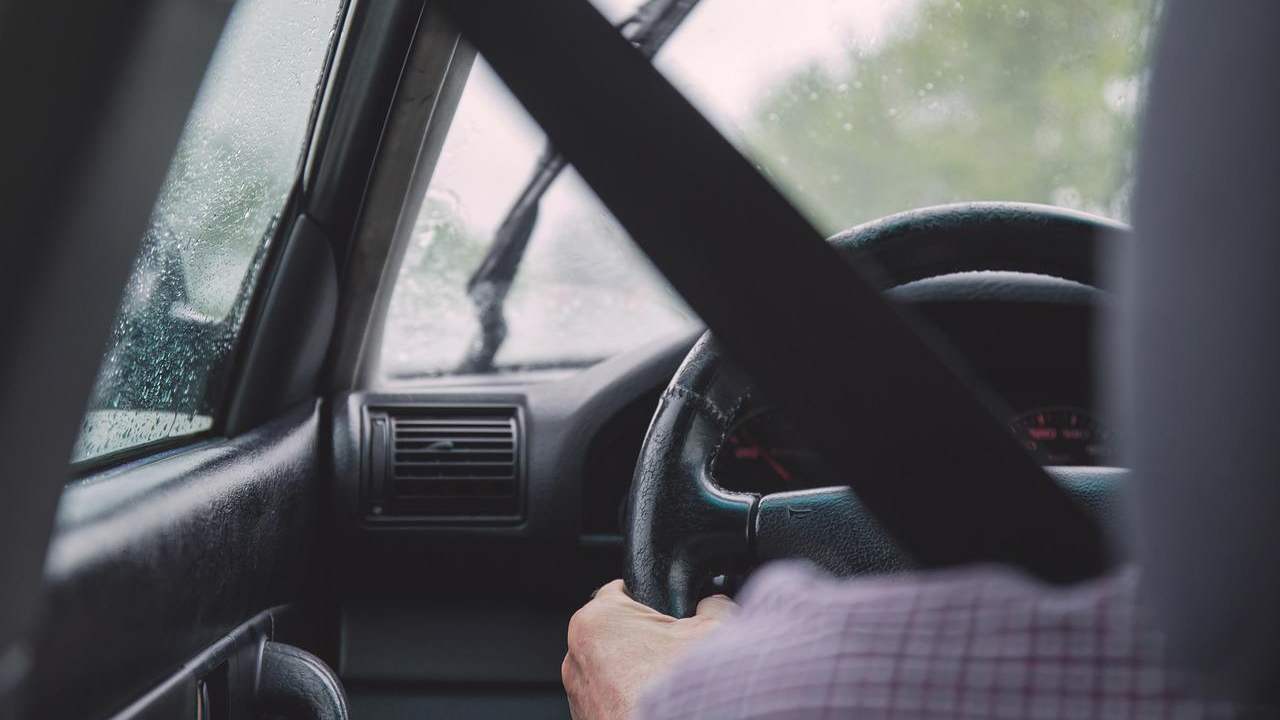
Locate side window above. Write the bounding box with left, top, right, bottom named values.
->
left=72, top=0, right=343, bottom=464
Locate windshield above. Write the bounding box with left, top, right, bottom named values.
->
left=379, top=0, right=1155, bottom=381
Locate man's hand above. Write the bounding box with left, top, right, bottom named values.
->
left=562, top=580, right=737, bottom=720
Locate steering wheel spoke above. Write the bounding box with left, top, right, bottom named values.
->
left=753, top=487, right=911, bottom=577
left=752, top=467, right=1125, bottom=579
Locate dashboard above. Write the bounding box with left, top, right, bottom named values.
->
left=720, top=399, right=1110, bottom=500
left=712, top=270, right=1109, bottom=495
left=326, top=268, right=1111, bottom=686
left=715, top=403, right=1110, bottom=496
left=335, top=269, right=1108, bottom=545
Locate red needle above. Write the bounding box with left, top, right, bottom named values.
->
left=729, top=427, right=796, bottom=485
left=757, top=445, right=795, bottom=486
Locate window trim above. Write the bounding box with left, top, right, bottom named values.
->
left=322, top=5, right=476, bottom=393
left=69, top=430, right=220, bottom=480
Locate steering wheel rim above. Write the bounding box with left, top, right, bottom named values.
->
left=624, top=202, right=1128, bottom=617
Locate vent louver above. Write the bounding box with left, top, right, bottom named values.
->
left=365, top=406, right=521, bottom=521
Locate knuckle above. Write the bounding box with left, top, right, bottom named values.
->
left=566, top=605, right=597, bottom=649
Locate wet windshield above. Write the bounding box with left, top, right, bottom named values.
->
left=378, top=0, right=1156, bottom=380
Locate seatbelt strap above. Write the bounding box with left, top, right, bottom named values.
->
left=439, top=0, right=1107, bottom=582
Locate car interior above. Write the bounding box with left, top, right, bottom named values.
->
left=2, top=0, right=1277, bottom=718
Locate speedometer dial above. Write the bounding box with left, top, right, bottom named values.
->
left=1008, top=407, right=1110, bottom=466
left=715, top=408, right=838, bottom=494
left=716, top=405, right=1113, bottom=495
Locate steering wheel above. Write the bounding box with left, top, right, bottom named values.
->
left=624, top=202, right=1129, bottom=617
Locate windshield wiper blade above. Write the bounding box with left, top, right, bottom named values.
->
left=457, top=0, right=701, bottom=374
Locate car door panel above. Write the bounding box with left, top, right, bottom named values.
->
left=28, top=403, right=322, bottom=719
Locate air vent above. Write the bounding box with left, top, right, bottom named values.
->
left=364, top=406, right=521, bottom=521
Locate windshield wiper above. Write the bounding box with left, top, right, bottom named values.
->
left=457, top=0, right=702, bottom=374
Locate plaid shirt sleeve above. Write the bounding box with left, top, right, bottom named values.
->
left=637, top=563, right=1249, bottom=719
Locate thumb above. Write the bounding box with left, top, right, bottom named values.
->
left=694, top=593, right=738, bottom=620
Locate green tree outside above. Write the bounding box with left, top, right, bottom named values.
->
left=745, top=0, right=1158, bottom=234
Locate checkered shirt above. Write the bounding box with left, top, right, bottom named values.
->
left=638, top=563, right=1253, bottom=719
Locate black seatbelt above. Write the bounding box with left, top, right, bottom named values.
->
left=439, top=0, right=1107, bottom=583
